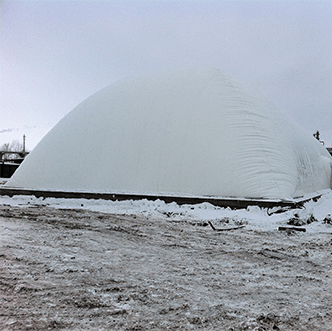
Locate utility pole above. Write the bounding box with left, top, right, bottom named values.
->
left=23, top=134, right=26, bottom=153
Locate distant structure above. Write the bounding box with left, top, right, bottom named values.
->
left=5, top=67, right=332, bottom=199
left=313, top=130, right=332, bottom=155
left=327, top=147, right=332, bottom=156
left=0, top=135, right=29, bottom=178
left=313, top=130, right=320, bottom=141
left=313, top=130, right=325, bottom=146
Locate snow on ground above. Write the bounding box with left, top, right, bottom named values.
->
left=1, top=190, right=332, bottom=330
left=2, top=189, right=332, bottom=233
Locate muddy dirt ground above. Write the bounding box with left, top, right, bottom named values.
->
left=1, top=204, right=332, bottom=330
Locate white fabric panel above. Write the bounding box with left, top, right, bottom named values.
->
left=7, top=67, right=332, bottom=199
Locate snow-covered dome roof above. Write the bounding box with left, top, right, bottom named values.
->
left=7, top=67, right=332, bottom=199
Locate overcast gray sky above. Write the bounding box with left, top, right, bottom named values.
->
left=1, top=0, right=332, bottom=150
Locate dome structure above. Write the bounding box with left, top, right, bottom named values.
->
left=6, top=67, right=332, bottom=199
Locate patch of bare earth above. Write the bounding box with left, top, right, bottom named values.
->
left=0, top=204, right=331, bottom=330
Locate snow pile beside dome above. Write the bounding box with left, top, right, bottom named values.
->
left=6, top=67, right=332, bottom=199
left=2, top=189, right=332, bottom=233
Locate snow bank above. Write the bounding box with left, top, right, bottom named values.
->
left=2, top=190, right=332, bottom=233
left=6, top=67, right=332, bottom=198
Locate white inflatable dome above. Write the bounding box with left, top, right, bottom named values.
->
left=7, top=67, right=332, bottom=199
